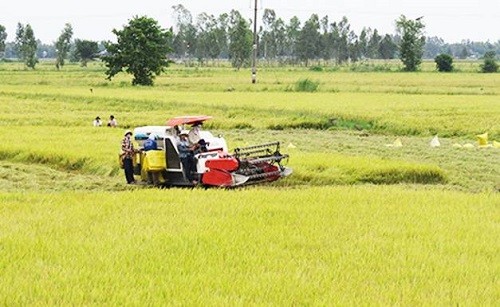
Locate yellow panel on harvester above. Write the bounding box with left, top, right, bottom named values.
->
left=144, top=150, right=167, bottom=171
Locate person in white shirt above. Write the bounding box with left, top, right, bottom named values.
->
left=188, top=122, right=202, bottom=145
left=107, top=115, right=117, bottom=127
left=93, top=116, right=102, bottom=127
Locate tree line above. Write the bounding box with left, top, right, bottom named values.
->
left=0, top=5, right=498, bottom=74
left=168, top=5, right=492, bottom=67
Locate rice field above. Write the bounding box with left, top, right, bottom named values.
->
left=0, top=61, right=498, bottom=305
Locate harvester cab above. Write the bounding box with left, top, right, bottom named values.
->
left=129, top=116, right=292, bottom=187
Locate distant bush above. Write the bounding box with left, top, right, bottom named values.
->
left=349, top=62, right=394, bottom=72
left=435, top=54, right=454, bottom=72
left=481, top=59, right=498, bottom=73
left=480, top=51, right=498, bottom=73
left=309, top=66, right=323, bottom=72
left=294, top=78, right=319, bottom=92
left=267, top=117, right=373, bottom=131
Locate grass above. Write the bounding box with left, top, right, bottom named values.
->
left=0, top=186, right=498, bottom=305
left=1, top=65, right=498, bottom=139
left=294, top=78, right=320, bottom=92
left=0, top=61, right=498, bottom=304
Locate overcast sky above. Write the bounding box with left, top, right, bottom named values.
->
left=1, top=0, right=499, bottom=44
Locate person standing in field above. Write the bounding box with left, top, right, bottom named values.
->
left=93, top=116, right=102, bottom=127
left=107, top=115, right=117, bottom=127
left=121, top=130, right=136, bottom=184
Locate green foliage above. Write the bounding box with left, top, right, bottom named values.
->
left=228, top=11, right=252, bottom=69
left=102, top=16, right=173, bottom=86
left=435, top=54, right=454, bottom=72
left=296, top=14, right=320, bottom=66
left=14, top=23, right=24, bottom=59
left=55, top=23, right=73, bottom=70
left=294, top=78, right=319, bottom=92
left=171, top=4, right=197, bottom=60
left=480, top=51, right=498, bottom=73
left=367, top=29, right=382, bottom=59
left=396, top=15, right=425, bottom=71
left=308, top=66, right=323, bottom=72
left=0, top=24, right=6, bottom=56
left=15, top=23, right=38, bottom=69
left=73, top=39, right=98, bottom=67
left=348, top=62, right=395, bottom=72
left=378, top=34, right=398, bottom=59
left=260, top=9, right=285, bottom=61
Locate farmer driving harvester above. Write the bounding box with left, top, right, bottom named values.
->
left=178, top=132, right=198, bottom=184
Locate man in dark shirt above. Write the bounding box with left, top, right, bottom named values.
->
left=177, top=133, right=198, bottom=184
left=143, top=133, right=158, bottom=151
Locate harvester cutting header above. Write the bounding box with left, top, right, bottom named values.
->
left=123, top=115, right=292, bottom=187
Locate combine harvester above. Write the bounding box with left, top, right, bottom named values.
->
left=129, top=116, right=292, bottom=187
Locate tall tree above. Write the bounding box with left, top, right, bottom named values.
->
left=171, top=4, right=197, bottom=61
left=228, top=10, right=252, bottom=69
left=194, top=12, right=213, bottom=63
left=348, top=30, right=360, bottom=62
left=367, top=29, right=381, bottom=59
left=284, top=16, right=301, bottom=62
left=73, top=39, right=99, bottom=67
left=319, top=15, right=334, bottom=62
left=0, top=24, right=7, bottom=58
left=358, top=27, right=370, bottom=59
left=23, top=25, right=38, bottom=69
left=215, top=13, right=229, bottom=59
left=14, top=23, right=25, bottom=60
left=15, top=23, right=38, bottom=68
left=335, top=16, right=351, bottom=64
left=55, top=23, right=73, bottom=69
left=296, top=14, right=320, bottom=66
left=260, top=9, right=277, bottom=61
left=396, top=15, right=425, bottom=71
left=378, top=34, right=398, bottom=59
left=102, top=16, right=172, bottom=86
left=273, top=17, right=287, bottom=60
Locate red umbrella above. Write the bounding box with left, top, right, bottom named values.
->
left=166, top=115, right=213, bottom=126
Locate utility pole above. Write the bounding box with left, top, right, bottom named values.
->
left=251, top=0, right=258, bottom=84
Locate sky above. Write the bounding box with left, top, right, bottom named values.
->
left=1, top=0, right=499, bottom=44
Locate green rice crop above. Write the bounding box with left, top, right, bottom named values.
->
left=0, top=186, right=498, bottom=305
left=1, top=64, right=498, bottom=138
left=0, top=62, right=498, bottom=304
